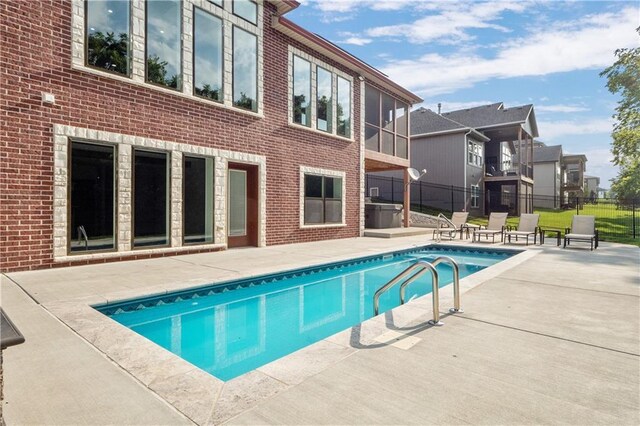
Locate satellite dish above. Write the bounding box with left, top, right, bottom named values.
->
left=407, top=168, right=427, bottom=181
left=407, top=168, right=421, bottom=181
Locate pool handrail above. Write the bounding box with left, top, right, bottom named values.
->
left=373, top=256, right=462, bottom=326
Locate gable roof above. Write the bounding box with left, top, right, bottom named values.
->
left=410, top=108, right=489, bottom=141
left=533, top=145, right=562, bottom=163
left=440, top=102, right=539, bottom=137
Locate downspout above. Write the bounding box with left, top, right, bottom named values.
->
left=464, top=130, right=472, bottom=212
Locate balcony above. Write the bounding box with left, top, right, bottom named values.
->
left=485, top=161, right=533, bottom=180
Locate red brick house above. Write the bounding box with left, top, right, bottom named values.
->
left=0, top=0, right=420, bottom=271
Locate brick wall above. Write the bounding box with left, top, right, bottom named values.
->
left=0, top=1, right=363, bottom=271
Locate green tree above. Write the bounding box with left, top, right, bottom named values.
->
left=87, top=31, right=129, bottom=74
left=147, top=55, right=179, bottom=89
left=195, top=83, right=221, bottom=101
left=600, top=27, right=640, bottom=202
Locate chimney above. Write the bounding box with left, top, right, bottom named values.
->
left=437, top=103, right=441, bottom=114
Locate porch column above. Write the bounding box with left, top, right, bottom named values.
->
left=404, top=168, right=410, bottom=227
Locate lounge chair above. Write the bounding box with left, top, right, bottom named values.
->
left=473, top=212, right=508, bottom=243
left=433, top=212, right=469, bottom=241
left=504, top=213, right=539, bottom=245
left=564, top=215, right=598, bottom=250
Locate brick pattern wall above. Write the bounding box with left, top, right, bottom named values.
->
left=0, top=1, right=364, bottom=271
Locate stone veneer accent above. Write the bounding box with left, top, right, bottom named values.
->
left=287, top=45, right=355, bottom=142
left=71, top=0, right=265, bottom=116
left=52, top=124, right=267, bottom=262
left=299, top=166, right=347, bottom=229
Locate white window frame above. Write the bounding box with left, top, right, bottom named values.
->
left=299, top=166, right=347, bottom=228
left=471, top=184, right=480, bottom=208
left=467, top=140, right=483, bottom=167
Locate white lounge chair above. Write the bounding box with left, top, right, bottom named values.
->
left=504, top=213, right=539, bottom=245
left=473, top=212, right=508, bottom=243
left=433, top=212, right=469, bottom=241
left=564, top=215, right=598, bottom=250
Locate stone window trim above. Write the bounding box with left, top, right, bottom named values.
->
left=53, top=124, right=267, bottom=263
left=71, top=0, right=264, bottom=117
left=299, top=165, right=347, bottom=229
left=287, top=46, right=355, bottom=143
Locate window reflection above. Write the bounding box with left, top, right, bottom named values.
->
left=233, top=0, right=257, bottom=24
left=194, top=8, right=223, bottom=102
left=184, top=156, right=214, bottom=244
left=134, top=150, right=168, bottom=247
left=336, top=76, right=351, bottom=138
left=316, top=67, right=333, bottom=132
left=146, top=0, right=182, bottom=90
left=293, top=55, right=311, bottom=126
left=86, top=0, right=131, bottom=75
left=70, top=142, right=115, bottom=252
left=233, top=26, right=257, bottom=111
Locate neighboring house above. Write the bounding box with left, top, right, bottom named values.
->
left=0, top=0, right=420, bottom=272
left=387, top=103, right=538, bottom=216
left=532, top=144, right=563, bottom=209
left=584, top=175, right=600, bottom=201
left=562, top=154, right=588, bottom=204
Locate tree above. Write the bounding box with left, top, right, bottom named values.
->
left=147, top=55, right=179, bottom=89
left=87, top=31, right=129, bottom=74
left=195, top=83, right=221, bottom=101
left=600, top=27, right=640, bottom=201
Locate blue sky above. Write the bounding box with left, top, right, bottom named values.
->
left=287, top=0, right=640, bottom=188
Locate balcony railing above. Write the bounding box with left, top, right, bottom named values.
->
left=485, top=162, right=533, bottom=179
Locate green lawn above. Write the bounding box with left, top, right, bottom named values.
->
left=467, top=202, right=640, bottom=246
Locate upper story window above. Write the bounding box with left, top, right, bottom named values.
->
left=193, top=8, right=223, bottom=102
left=337, top=77, right=351, bottom=138
left=86, top=0, right=131, bottom=76
left=146, top=0, right=182, bottom=90
left=233, top=26, right=258, bottom=111
left=501, top=144, right=512, bottom=170
left=364, top=84, right=408, bottom=158
left=293, top=55, right=312, bottom=127
left=316, top=67, right=333, bottom=133
left=77, top=0, right=263, bottom=114
left=233, top=0, right=257, bottom=25
left=468, top=140, right=483, bottom=167
left=288, top=47, right=353, bottom=139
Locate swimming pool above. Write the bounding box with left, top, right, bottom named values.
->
left=96, top=245, right=515, bottom=381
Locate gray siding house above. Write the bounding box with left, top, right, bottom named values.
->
left=388, top=103, right=539, bottom=216
left=532, top=144, right=563, bottom=209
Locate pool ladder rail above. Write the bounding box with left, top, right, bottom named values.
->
left=373, top=256, right=463, bottom=326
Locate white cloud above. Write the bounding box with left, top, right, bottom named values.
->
left=378, top=7, right=639, bottom=96
left=365, top=1, right=528, bottom=44
left=538, top=118, right=614, bottom=140
left=340, top=37, right=373, bottom=46
left=536, top=104, right=590, bottom=113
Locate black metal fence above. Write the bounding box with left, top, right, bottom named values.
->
left=365, top=174, right=639, bottom=242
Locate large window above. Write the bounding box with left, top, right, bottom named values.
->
left=86, top=0, right=131, bottom=76
left=183, top=156, right=214, bottom=244
left=316, top=67, right=333, bottom=132
left=233, top=26, right=258, bottom=111
left=70, top=142, right=115, bottom=252
left=471, top=185, right=480, bottom=208
left=304, top=174, right=343, bottom=225
left=293, top=55, right=311, bottom=127
left=146, top=0, right=182, bottom=90
left=468, top=140, right=483, bottom=167
left=336, top=76, right=351, bottom=138
left=193, top=8, right=223, bottom=102
left=364, top=84, right=408, bottom=158
left=134, top=150, right=169, bottom=247
left=501, top=144, right=512, bottom=171
left=232, top=0, right=257, bottom=25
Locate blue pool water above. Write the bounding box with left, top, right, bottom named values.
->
left=96, top=246, right=515, bottom=381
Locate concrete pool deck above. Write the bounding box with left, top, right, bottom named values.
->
left=1, top=236, right=639, bottom=424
